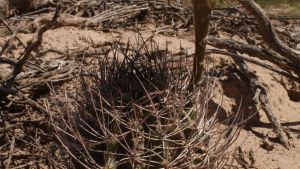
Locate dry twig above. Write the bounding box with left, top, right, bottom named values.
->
left=5, top=137, right=15, bottom=169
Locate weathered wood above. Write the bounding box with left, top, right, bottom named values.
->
left=206, top=49, right=300, bottom=82
left=238, top=0, right=300, bottom=65
left=0, top=5, right=60, bottom=102
left=4, top=6, right=60, bottom=87
left=207, top=36, right=300, bottom=77
left=233, top=54, right=291, bottom=149
left=5, top=137, right=15, bottom=169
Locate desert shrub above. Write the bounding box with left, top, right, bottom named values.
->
left=51, top=36, right=240, bottom=169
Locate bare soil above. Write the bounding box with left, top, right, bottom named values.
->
left=0, top=1, right=299, bottom=168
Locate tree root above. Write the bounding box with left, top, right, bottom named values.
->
left=237, top=0, right=300, bottom=65
left=233, top=53, right=291, bottom=149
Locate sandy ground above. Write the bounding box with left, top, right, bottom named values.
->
left=1, top=25, right=299, bottom=168
left=44, top=27, right=300, bottom=169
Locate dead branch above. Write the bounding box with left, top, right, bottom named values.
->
left=237, top=0, right=300, bottom=65
left=0, top=5, right=61, bottom=118
left=0, top=57, right=16, bottom=65
left=0, top=29, right=18, bottom=57
left=5, top=137, right=15, bottom=169
left=206, top=49, right=300, bottom=82
left=31, top=4, right=149, bottom=29
left=4, top=5, right=60, bottom=88
left=208, top=36, right=287, bottom=64
left=207, top=36, right=300, bottom=76
left=260, top=92, right=290, bottom=149
left=0, top=124, right=22, bottom=134
left=0, top=18, right=27, bottom=49
left=16, top=92, right=49, bottom=115
left=233, top=53, right=291, bottom=149
left=236, top=147, right=250, bottom=169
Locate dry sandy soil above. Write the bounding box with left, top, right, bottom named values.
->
left=51, top=29, right=300, bottom=169
left=0, top=2, right=300, bottom=169
left=2, top=25, right=298, bottom=168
